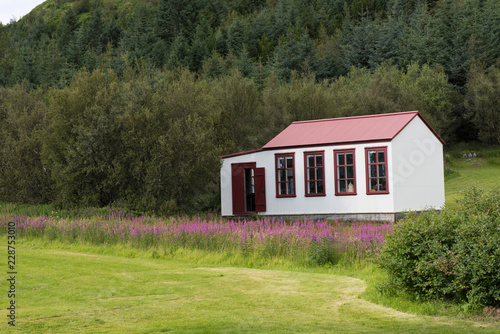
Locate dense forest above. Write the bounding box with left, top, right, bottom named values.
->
left=0, top=0, right=499, bottom=213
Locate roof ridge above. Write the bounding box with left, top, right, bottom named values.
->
left=292, top=111, right=419, bottom=124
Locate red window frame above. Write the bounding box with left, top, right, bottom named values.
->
left=334, top=149, right=357, bottom=196
left=365, top=147, right=389, bottom=194
left=304, top=151, right=325, bottom=197
left=275, top=153, right=296, bottom=198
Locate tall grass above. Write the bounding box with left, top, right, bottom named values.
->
left=1, top=209, right=392, bottom=266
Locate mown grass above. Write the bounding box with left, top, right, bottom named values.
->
left=4, top=237, right=499, bottom=334
left=444, top=145, right=500, bottom=208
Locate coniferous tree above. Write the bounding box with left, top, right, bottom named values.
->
left=227, top=19, right=247, bottom=56
left=190, top=20, right=211, bottom=72
left=166, top=34, right=190, bottom=70
left=67, top=26, right=88, bottom=68
left=476, top=0, right=500, bottom=67
left=55, top=7, right=78, bottom=57
left=215, top=28, right=228, bottom=56
left=337, top=16, right=379, bottom=70
left=433, top=0, right=477, bottom=89
left=11, top=46, right=39, bottom=86
left=156, top=0, right=194, bottom=43
left=272, top=26, right=313, bottom=80
left=87, top=9, right=105, bottom=52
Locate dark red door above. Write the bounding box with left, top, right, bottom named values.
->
left=231, top=163, right=266, bottom=215
left=254, top=167, right=266, bottom=212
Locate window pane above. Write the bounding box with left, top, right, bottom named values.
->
left=370, top=179, right=378, bottom=191
left=307, top=155, right=314, bottom=167
left=287, top=182, right=294, bottom=195
left=338, top=180, right=346, bottom=192
left=280, top=182, right=286, bottom=195
left=347, top=181, right=354, bottom=192
left=278, top=170, right=285, bottom=182
left=338, top=166, right=345, bottom=179
left=316, top=154, right=323, bottom=166
left=368, top=151, right=376, bottom=163
left=308, top=181, right=315, bottom=194
left=378, top=151, right=385, bottom=163
left=278, top=157, right=284, bottom=168
left=316, top=167, right=323, bottom=180
left=286, top=156, right=293, bottom=168
left=379, top=178, right=387, bottom=191
left=317, top=181, right=324, bottom=194
left=286, top=169, right=293, bottom=180
left=337, top=153, right=345, bottom=166
left=346, top=166, right=353, bottom=178
left=370, top=165, right=377, bottom=178
left=308, top=168, right=315, bottom=181
left=378, top=164, right=386, bottom=177
left=346, top=152, right=353, bottom=165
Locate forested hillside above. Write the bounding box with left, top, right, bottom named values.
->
left=0, top=0, right=499, bottom=213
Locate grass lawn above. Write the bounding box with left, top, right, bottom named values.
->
left=444, top=145, right=500, bottom=208
left=4, top=238, right=499, bottom=334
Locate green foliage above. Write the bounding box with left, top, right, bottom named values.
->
left=0, top=83, right=56, bottom=203
left=308, top=238, right=337, bottom=266
left=465, top=62, right=500, bottom=144
left=379, top=186, right=500, bottom=307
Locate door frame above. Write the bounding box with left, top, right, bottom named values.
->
left=231, top=162, right=266, bottom=215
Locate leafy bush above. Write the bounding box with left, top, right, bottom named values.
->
left=379, top=186, right=500, bottom=308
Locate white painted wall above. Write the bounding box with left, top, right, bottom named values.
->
left=391, top=117, right=445, bottom=211
left=221, top=142, right=397, bottom=216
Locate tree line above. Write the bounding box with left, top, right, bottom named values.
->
left=0, top=0, right=499, bottom=212
left=1, top=62, right=498, bottom=213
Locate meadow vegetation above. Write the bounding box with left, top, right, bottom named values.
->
left=1, top=180, right=500, bottom=331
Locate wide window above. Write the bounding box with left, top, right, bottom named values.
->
left=365, top=147, right=389, bottom=194
left=304, top=151, right=325, bottom=196
left=334, top=149, right=356, bottom=195
left=275, top=153, right=295, bottom=197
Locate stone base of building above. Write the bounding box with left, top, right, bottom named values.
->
left=230, top=212, right=417, bottom=223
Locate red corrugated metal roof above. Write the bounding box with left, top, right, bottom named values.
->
left=262, top=111, right=444, bottom=150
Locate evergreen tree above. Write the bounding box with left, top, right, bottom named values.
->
left=87, top=9, right=105, bottom=52
left=215, top=28, right=228, bottom=56
left=203, top=51, right=226, bottom=79
left=55, top=7, right=78, bottom=57
left=337, top=17, right=379, bottom=70
left=123, top=4, right=157, bottom=64
left=272, top=26, right=313, bottom=80
left=190, top=20, right=211, bottom=72
left=67, top=25, right=88, bottom=68
left=156, top=0, right=194, bottom=43
left=227, top=19, right=247, bottom=56
left=476, top=0, right=500, bottom=67
left=433, top=0, right=477, bottom=89
left=398, top=1, right=438, bottom=67
left=166, top=34, right=190, bottom=70
left=11, top=46, right=39, bottom=86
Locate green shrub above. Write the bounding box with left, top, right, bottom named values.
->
left=379, top=186, right=500, bottom=307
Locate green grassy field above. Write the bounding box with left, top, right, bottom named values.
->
left=444, top=145, right=500, bottom=208
left=2, top=238, right=499, bottom=334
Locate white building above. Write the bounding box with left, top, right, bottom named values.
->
left=220, top=111, right=445, bottom=222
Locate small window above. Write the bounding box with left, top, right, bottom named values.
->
left=334, top=149, right=356, bottom=195
left=304, top=151, right=325, bottom=196
left=275, top=153, right=295, bottom=197
left=365, top=147, right=389, bottom=194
